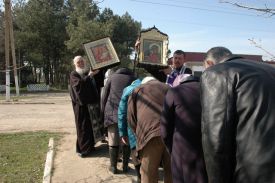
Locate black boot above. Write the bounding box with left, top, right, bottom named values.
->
left=109, top=146, right=119, bottom=174
left=122, top=145, right=131, bottom=172
left=135, top=164, right=141, bottom=183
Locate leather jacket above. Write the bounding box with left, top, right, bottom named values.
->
left=200, top=57, right=275, bottom=183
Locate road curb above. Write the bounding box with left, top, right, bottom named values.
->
left=0, top=102, right=55, bottom=105
left=43, top=138, right=54, bottom=183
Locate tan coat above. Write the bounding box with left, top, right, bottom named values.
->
left=127, top=80, right=169, bottom=152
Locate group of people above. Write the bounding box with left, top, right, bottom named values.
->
left=69, top=46, right=275, bottom=183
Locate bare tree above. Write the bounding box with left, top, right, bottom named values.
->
left=248, top=38, right=275, bottom=60
left=220, top=1, right=275, bottom=17
left=94, top=0, right=104, bottom=5
left=220, top=1, right=275, bottom=61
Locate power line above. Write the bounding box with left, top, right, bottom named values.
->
left=129, top=0, right=275, bottom=18
left=159, top=0, right=247, bottom=11
left=138, top=15, right=275, bottom=33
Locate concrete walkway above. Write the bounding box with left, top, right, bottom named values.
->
left=51, top=133, right=139, bottom=183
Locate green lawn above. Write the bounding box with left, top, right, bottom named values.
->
left=0, top=131, right=62, bottom=183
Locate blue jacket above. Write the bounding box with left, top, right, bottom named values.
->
left=118, top=79, right=142, bottom=149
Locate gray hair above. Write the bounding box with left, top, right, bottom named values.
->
left=205, top=47, right=233, bottom=64
left=73, top=55, right=84, bottom=65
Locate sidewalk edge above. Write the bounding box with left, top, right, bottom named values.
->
left=43, top=137, right=54, bottom=183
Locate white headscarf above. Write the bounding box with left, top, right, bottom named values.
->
left=141, top=76, right=156, bottom=84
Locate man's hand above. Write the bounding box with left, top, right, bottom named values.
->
left=160, top=66, right=172, bottom=75
left=89, top=69, right=100, bottom=77
left=121, top=136, right=129, bottom=145
left=135, top=37, right=140, bottom=52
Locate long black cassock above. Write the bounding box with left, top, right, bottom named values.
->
left=69, top=71, right=99, bottom=155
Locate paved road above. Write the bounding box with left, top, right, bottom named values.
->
left=0, top=93, right=140, bottom=183
left=0, top=93, right=75, bottom=133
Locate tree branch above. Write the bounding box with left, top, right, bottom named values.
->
left=94, top=0, right=105, bottom=5
left=248, top=38, right=275, bottom=60
left=220, top=1, right=275, bottom=17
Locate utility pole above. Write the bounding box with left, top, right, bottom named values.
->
left=4, top=0, right=20, bottom=100
left=4, top=0, right=11, bottom=101
left=8, top=0, right=19, bottom=96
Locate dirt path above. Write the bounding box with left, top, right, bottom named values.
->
left=0, top=93, right=139, bottom=183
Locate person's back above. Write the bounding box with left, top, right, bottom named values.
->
left=118, top=78, right=142, bottom=181
left=101, top=67, right=136, bottom=174
left=161, top=75, right=208, bottom=183
left=128, top=80, right=169, bottom=151
left=127, top=79, right=172, bottom=183
left=102, top=67, right=136, bottom=126
left=118, top=78, right=142, bottom=149
left=201, top=56, right=275, bottom=183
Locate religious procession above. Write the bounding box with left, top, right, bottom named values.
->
left=1, top=0, right=275, bottom=182
left=69, top=27, right=275, bottom=183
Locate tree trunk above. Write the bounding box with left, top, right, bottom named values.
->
left=38, top=68, right=41, bottom=83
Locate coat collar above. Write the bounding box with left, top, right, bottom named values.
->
left=179, top=75, right=199, bottom=84
left=224, top=56, right=243, bottom=62
left=115, top=68, right=133, bottom=75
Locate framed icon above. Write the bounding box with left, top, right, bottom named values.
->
left=83, top=37, right=120, bottom=70
left=138, top=26, right=169, bottom=67
left=143, top=39, right=162, bottom=64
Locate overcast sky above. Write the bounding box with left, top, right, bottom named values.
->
left=99, top=0, right=275, bottom=60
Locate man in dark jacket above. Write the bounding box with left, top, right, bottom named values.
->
left=127, top=78, right=172, bottom=183
left=101, top=67, right=136, bottom=174
left=201, top=46, right=275, bottom=183
left=161, top=74, right=208, bottom=183
left=69, top=56, right=100, bottom=157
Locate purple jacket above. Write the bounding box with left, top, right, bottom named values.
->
left=161, top=75, right=208, bottom=183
